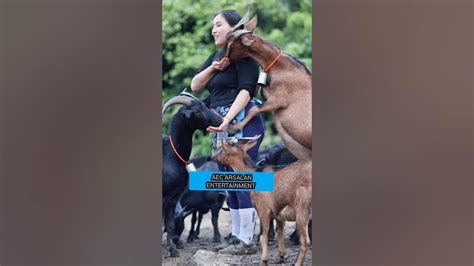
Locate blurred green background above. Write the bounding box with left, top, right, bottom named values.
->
left=162, top=0, right=312, bottom=158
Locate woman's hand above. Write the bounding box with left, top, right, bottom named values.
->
left=212, top=57, right=230, bottom=71
left=191, top=57, right=229, bottom=92
left=207, top=116, right=230, bottom=133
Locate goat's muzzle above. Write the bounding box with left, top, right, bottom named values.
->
left=211, top=150, right=218, bottom=161
left=211, top=145, right=224, bottom=162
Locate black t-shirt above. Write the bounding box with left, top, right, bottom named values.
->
left=196, top=50, right=259, bottom=108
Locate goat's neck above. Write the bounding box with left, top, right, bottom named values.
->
left=169, top=116, right=194, bottom=161
left=247, top=42, right=283, bottom=72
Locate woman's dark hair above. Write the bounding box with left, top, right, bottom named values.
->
left=216, top=10, right=243, bottom=29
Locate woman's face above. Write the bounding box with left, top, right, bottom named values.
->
left=212, top=14, right=233, bottom=47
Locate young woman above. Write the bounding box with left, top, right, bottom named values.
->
left=190, top=9, right=265, bottom=255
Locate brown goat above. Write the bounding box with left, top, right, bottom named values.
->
left=223, top=15, right=312, bottom=161
left=212, top=135, right=312, bottom=266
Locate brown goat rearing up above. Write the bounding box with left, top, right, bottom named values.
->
left=222, top=15, right=312, bottom=161
left=212, top=135, right=312, bottom=266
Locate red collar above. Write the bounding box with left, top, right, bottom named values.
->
left=169, top=136, right=188, bottom=164
left=264, top=52, right=283, bottom=72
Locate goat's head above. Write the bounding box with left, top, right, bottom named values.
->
left=162, top=91, right=223, bottom=131
left=222, top=15, right=260, bottom=61
left=211, top=135, right=261, bottom=166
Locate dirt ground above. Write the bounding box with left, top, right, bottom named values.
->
left=162, top=208, right=312, bottom=265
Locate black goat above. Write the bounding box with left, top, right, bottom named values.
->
left=173, top=188, right=225, bottom=244
left=162, top=92, right=223, bottom=257
left=256, top=143, right=298, bottom=166
left=172, top=160, right=224, bottom=244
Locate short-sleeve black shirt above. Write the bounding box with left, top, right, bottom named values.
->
left=196, top=50, right=260, bottom=108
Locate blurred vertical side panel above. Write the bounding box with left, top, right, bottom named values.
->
left=0, top=1, right=6, bottom=264
left=4, top=1, right=162, bottom=265
left=313, top=1, right=472, bottom=265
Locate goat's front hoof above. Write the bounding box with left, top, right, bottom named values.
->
left=228, top=124, right=241, bottom=135
left=175, top=240, right=184, bottom=249
left=187, top=234, right=195, bottom=243
left=259, top=260, right=268, bottom=266
left=277, top=254, right=288, bottom=263
left=213, top=235, right=221, bottom=243
left=169, top=247, right=179, bottom=257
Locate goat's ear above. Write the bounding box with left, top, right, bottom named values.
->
left=182, top=109, right=193, bottom=118
left=241, top=134, right=261, bottom=152
left=244, top=15, right=257, bottom=32
left=241, top=35, right=255, bottom=47
left=242, top=138, right=258, bottom=152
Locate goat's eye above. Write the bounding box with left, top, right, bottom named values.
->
left=194, top=112, right=203, bottom=118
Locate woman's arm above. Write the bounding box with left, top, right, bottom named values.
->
left=223, top=89, right=251, bottom=122
left=190, top=65, right=216, bottom=92
left=206, top=89, right=251, bottom=133
left=191, top=57, right=230, bottom=92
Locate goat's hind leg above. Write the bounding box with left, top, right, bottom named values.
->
left=195, top=211, right=204, bottom=239
left=295, top=216, right=310, bottom=266
left=187, top=210, right=197, bottom=243
left=211, top=205, right=222, bottom=243
left=294, top=189, right=311, bottom=266
left=228, top=105, right=259, bottom=134
left=258, top=208, right=272, bottom=265
left=275, top=219, right=287, bottom=263
left=165, top=202, right=180, bottom=257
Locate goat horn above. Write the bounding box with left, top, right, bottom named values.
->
left=179, top=88, right=200, bottom=100
left=229, top=29, right=252, bottom=40
left=229, top=9, right=251, bottom=32
left=239, top=134, right=262, bottom=141
left=162, top=95, right=194, bottom=114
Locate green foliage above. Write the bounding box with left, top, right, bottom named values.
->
left=162, top=0, right=312, bottom=157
